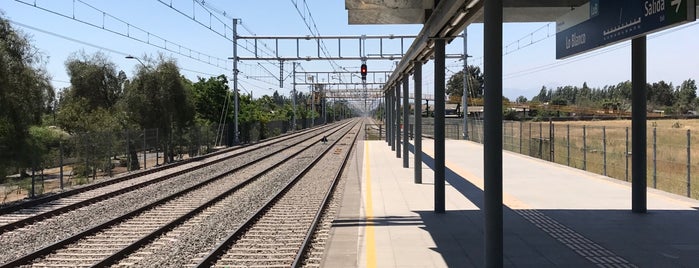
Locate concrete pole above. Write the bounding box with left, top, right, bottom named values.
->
left=484, top=0, right=504, bottom=266
left=414, top=62, right=423, bottom=184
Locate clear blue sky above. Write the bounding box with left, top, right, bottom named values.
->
left=2, top=0, right=698, bottom=100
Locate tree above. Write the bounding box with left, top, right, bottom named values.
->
left=550, top=96, right=568, bottom=106
left=445, top=65, right=484, bottom=99
left=515, top=96, right=528, bottom=103
left=57, top=51, right=125, bottom=133
left=531, top=86, right=551, bottom=103
left=0, top=15, right=55, bottom=179
left=648, top=81, right=675, bottom=108
left=65, top=51, right=124, bottom=109
left=120, top=56, right=195, bottom=164
left=676, top=79, right=697, bottom=113
left=189, top=75, right=231, bottom=125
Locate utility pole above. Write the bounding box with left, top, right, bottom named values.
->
left=292, top=62, right=297, bottom=131
left=279, top=60, right=284, bottom=88
left=462, top=29, right=469, bottom=140
left=232, top=18, right=240, bottom=145
left=322, top=84, right=327, bottom=124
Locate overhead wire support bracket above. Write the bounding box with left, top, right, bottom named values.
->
left=233, top=35, right=464, bottom=61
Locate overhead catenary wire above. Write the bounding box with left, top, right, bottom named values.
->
left=503, top=21, right=699, bottom=80
left=12, top=0, right=230, bottom=69
left=157, top=0, right=295, bottom=85
left=290, top=0, right=352, bottom=76
left=174, top=0, right=288, bottom=66
left=10, top=19, right=225, bottom=78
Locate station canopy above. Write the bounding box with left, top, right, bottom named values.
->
left=346, top=0, right=590, bottom=24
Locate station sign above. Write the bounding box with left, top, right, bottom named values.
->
left=556, top=0, right=696, bottom=59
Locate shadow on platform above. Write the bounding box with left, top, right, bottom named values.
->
left=407, top=143, right=699, bottom=267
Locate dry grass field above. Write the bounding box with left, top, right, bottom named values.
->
left=498, top=119, right=699, bottom=199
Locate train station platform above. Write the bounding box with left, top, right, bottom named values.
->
left=323, top=139, right=699, bottom=267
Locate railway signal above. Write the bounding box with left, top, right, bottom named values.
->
left=360, top=63, right=367, bottom=81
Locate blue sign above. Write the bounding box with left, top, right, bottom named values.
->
left=556, top=0, right=696, bottom=59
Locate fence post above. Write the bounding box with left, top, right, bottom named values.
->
left=687, top=129, right=691, bottom=197
left=155, top=128, right=159, bottom=166
left=528, top=122, right=532, bottom=155
left=197, top=127, right=202, bottom=155
left=91, top=140, right=96, bottom=181
left=653, top=127, right=657, bottom=188
left=603, top=126, right=607, bottom=176
left=549, top=120, right=554, bottom=162
left=59, top=141, right=64, bottom=190
left=567, top=124, right=570, bottom=167
left=143, top=129, right=147, bottom=170
left=85, top=136, right=91, bottom=180
left=108, top=138, right=112, bottom=177
left=125, top=130, right=131, bottom=172
left=624, top=127, right=636, bottom=181
left=511, top=121, right=515, bottom=151
left=539, top=122, right=543, bottom=159
left=31, top=160, right=35, bottom=198
left=506, top=121, right=509, bottom=149
left=204, top=126, right=209, bottom=153
left=519, top=120, right=523, bottom=154
left=583, top=125, right=587, bottom=171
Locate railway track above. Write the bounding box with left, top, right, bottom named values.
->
left=0, top=124, right=333, bottom=233
left=195, top=120, right=360, bottom=267
left=0, top=121, right=349, bottom=265
left=0, top=119, right=360, bottom=267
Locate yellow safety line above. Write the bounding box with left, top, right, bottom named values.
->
left=364, top=142, right=377, bottom=267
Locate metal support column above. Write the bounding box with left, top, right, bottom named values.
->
left=232, top=18, right=240, bottom=145
left=396, top=84, right=401, bottom=158
left=414, top=62, right=423, bottom=184
left=385, top=93, right=389, bottom=143
left=462, top=29, right=469, bottom=140
left=292, top=62, right=297, bottom=131
left=434, top=38, right=446, bottom=214
left=484, top=0, right=504, bottom=267
left=388, top=88, right=396, bottom=151
left=632, top=36, right=647, bottom=213
left=403, top=75, right=410, bottom=168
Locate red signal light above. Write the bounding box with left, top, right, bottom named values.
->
left=360, top=64, right=367, bottom=80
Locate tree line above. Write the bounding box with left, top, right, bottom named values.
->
left=526, top=80, right=697, bottom=115
left=0, top=15, right=347, bottom=181
left=445, top=65, right=698, bottom=117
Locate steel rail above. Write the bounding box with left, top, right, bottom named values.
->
left=0, top=124, right=332, bottom=233
left=291, top=119, right=361, bottom=267
left=91, top=121, right=353, bottom=267
left=0, top=124, right=321, bottom=216
left=0, top=121, right=352, bottom=268
left=194, top=119, right=361, bottom=268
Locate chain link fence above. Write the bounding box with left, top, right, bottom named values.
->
left=465, top=119, right=699, bottom=200
left=377, top=116, right=699, bottom=200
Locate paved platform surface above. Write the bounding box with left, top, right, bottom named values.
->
left=322, top=139, right=699, bottom=267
